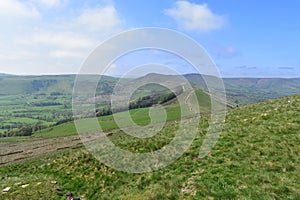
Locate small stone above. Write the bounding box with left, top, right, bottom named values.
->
left=21, top=184, right=29, bottom=188
left=238, top=185, right=247, bottom=189
left=36, top=182, right=42, bottom=186
left=50, top=181, right=57, bottom=184
left=3, top=187, right=11, bottom=192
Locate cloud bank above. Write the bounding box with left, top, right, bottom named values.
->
left=0, top=0, right=124, bottom=74
left=165, top=1, right=225, bottom=32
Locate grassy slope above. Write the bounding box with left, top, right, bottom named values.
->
left=0, top=74, right=181, bottom=134
left=32, top=88, right=212, bottom=138
left=1, top=73, right=299, bottom=134
left=0, top=95, right=299, bottom=199
left=223, top=78, right=300, bottom=105
left=1, top=73, right=299, bottom=103
left=184, top=74, right=300, bottom=105
left=0, top=75, right=75, bottom=133
left=0, top=75, right=74, bottom=95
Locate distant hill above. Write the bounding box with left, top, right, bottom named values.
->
left=183, top=74, right=300, bottom=105
left=0, top=75, right=120, bottom=135
left=0, top=73, right=299, bottom=105
left=0, top=73, right=299, bottom=135
left=222, top=77, right=300, bottom=105
left=0, top=74, right=119, bottom=95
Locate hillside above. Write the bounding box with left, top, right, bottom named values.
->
left=1, top=73, right=299, bottom=100
left=0, top=87, right=213, bottom=165
left=184, top=74, right=300, bottom=105
left=223, top=77, right=300, bottom=105
left=0, top=73, right=214, bottom=135
left=0, top=73, right=299, bottom=135
left=0, top=94, right=299, bottom=199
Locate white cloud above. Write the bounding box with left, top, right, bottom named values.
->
left=0, top=2, right=125, bottom=74
left=49, top=50, right=83, bottom=58
left=76, top=6, right=123, bottom=34
left=0, top=51, right=34, bottom=61
left=32, top=0, right=62, bottom=8
left=165, top=1, right=225, bottom=32
left=15, top=4, right=124, bottom=61
left=0, top=0, right=40, bottom=19
left=15, top=31, right=95, bottom=62
left=19, top=31, right=95, bottom=49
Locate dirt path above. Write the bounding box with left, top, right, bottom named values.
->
left=0, top=136, right=82, bottom=166
left=0, top=132, right=110, bottom=166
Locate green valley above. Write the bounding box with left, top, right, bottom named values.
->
left=0, top=94, right=299, bottom=199
left=0, top=73, right=299, bottom=136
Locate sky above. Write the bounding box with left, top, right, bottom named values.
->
left=0, top=0, right=300, bottom=77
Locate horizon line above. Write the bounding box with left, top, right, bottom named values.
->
left=1, top=72, right=300, bottom=79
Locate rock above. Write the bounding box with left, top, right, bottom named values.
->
left=3, top=187, right=11, bottom=192
left=50, top=181, right=57, bottom=184
left=36, top=182, right=42, bottom=186
left=21, top=184, right=29, bottom=188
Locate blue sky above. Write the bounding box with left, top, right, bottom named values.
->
left=0, top=0, right=299, bottom=77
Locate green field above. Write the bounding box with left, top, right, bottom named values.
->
left=0, top=73, right=299, bottom=199
left=1, top=73, right=299, bottom=135
left=0, top=74, right=119, bottom=135
left=32, top=88, right=212, bottom=138
left=0, top=94, right=299, bottom=199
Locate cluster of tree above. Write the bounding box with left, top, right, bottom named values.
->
left=96, top=90, right=181, bottom=117
left=50, top=92, right=63, bottom=96
left=54, top=117, right=74, bottom=125
left=0, top=112, right=74, bottom=137
left=158, top=92, right=177, bottom=104
left=6, top=125, right=33, bottom=137
left=29, top=102, right=62, bottom=106
left=1, top=123, right=24, bottom=130
left=96, top=107, right=112, bottom=117
left=130, top=88, right=183, bottom=109
left=10, top=110, right=72, bottom=122
left=1, top=123, right=47, bottom=137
